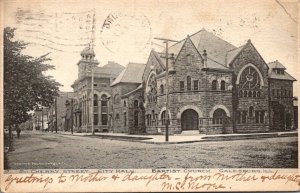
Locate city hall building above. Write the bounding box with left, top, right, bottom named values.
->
left=71, top=29, right=297, bottom=134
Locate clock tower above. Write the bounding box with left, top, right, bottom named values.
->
left=77, top=46, right=99, bottom=78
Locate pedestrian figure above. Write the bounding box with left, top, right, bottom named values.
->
left=16, top=126, right=21, bottom=139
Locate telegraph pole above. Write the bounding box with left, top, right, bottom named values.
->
left=154, top=37, right=179, bottom=142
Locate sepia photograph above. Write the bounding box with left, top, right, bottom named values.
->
left=1, top=0, right=299, bottom=192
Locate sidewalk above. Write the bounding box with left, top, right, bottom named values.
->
left=54, top=130, right=298, bottom=144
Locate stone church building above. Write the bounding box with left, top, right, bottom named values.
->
left=71, top=29, right=296, bottom=134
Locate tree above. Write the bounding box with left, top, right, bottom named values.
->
left=4, top=27, right=61, bottom=137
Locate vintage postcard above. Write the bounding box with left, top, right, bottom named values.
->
left=1, top=0, right=299, bottom=192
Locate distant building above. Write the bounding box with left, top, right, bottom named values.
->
left=32, top=107, right=49, bottom=131
left=47, top=91, right=75, bottom=132
left=71, top=47, right=125, bottom=132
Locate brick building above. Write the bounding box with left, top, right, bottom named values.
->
left=109, top=29, right=297, bottom=134
left=71, top=47, right=124, bottom=132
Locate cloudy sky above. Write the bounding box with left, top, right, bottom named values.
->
left=3, top=0, right=298, bottom=95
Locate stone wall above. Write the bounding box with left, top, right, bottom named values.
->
left=269, top=79, right=294, bottom=131
left=230, top=41, right=270, bottom=133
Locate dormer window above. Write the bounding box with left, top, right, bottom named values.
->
left=274, top=68, right=284, bottom=75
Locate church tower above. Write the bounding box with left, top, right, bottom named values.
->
left=77, top=46, right=99, bottom=78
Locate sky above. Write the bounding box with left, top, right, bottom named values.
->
left=3, top=0, right=298, bottom=95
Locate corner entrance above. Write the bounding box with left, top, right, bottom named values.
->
left=181, top=109, right=199, bottom=130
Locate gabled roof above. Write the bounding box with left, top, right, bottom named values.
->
left=152, top=50, right=167, bottom=70
left=226, top=45, right=245, bottom=65
left=94, top=61, right=125, bottom=77
left=268, top=61, right=296, bottom=81
left=206, top=57, right=231, bottom=71
left=111, top=63, right=146, bottom=86
left=121, top=84, right=143, bottom=98
left=268, top=60, right=287, bottom=69
left=269, top=70, right=296, bottom=81
left=168, top=28, right=236, bottom=65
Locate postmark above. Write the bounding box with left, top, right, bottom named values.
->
left=100, top=11, right=152, bottom=53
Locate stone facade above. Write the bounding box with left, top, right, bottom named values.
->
left=70, top=29, right=297, bottom=135
left=230, top=40, right=270, bottom=133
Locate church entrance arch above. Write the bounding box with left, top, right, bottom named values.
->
left=181, top=109, right=199, bottom=131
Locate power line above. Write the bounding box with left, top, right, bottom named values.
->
left=23, top=35, right=89, bottom=47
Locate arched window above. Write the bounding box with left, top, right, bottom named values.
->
left=187, top=76, right=191, bottom=91
left=160, top=84, right=164, bottom=94
left=249, top=106, right=254, bottom=117
left=134, top=111, right=139, bottom=126
left=115, top=113, right=120, bottom=120
left=193, top=80, right=198, bottom=90
left=257, top=91, right=261, bottom=98
left=147, top=73, right=157, bottom=103
left=101, top=94, right=107, bottom=107
left=212, top=80, right=217, bottom=90
left=123, top=100, right=127, bottom=107
left=134, top=100, right=139, bottom=108
left=239, top=90, right=243, bottom=97
left=213, top=108, right=226, bottom=124
left=253, top=91, right=257, bottom=98
left=248, top=91, right=253, bottom=97
left=161, top=111, right=166, bottom=125
left=101, top=94, right=108, bottom=125
left=114, top=94, right=120, bottom=104
left=221, top=80, right=226, bottom=91
left=239, top=66, right=261, bottom=89
left=93, top=94, right=98, bottom=106
left=244, top=90, right=247, bottom=97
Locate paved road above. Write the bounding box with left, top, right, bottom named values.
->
left=6, top=132, right=298, bottom=169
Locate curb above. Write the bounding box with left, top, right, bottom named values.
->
left=48, top=131, right=297, bottom=144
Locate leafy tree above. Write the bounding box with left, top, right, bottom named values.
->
left=4, top=27, right=61, bottom=136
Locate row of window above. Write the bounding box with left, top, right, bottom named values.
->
left=92, top=114, right=108, bottom=125
left=93, top=94, right=108, bottom=106
left=115, top=111, right=139, bottom=126
left=179, top=79, right=226, bottom=92
left=272, top=89, right=292, bottom=98
left=236, top=107, right=265, bottom=124
left=239, top=90, right=262, bottom=98
left=274, top=68, right=285, bottom=75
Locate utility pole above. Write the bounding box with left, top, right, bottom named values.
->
left=41, top=107, right=44, bottom=131
left=154, top=37, right=179, bottom=142
left=55, top=98, right=58, bottom=133
left=91, top=9, right=96, bottom=136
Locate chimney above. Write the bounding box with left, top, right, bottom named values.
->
left=203, top=50, right=207, bottom=68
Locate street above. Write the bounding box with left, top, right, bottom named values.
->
left=5, top=132, right=298, bottom=169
